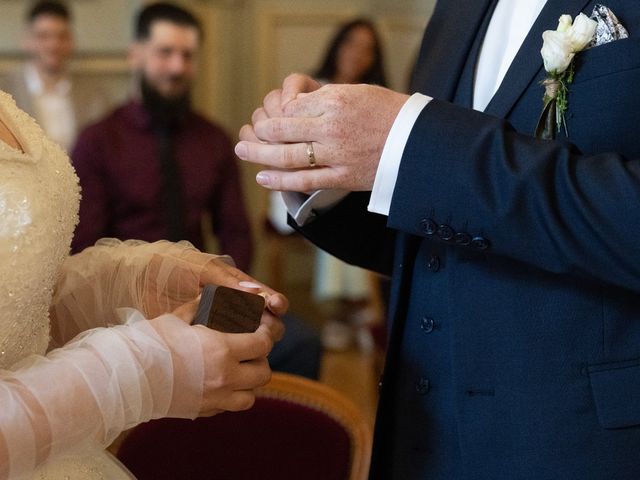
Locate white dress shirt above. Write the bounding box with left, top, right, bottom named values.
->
left=369, top=0, right=548, bottom=216
left=287, top=0, right=548, bottom=224
left=25, top=63, right=77, bottom=152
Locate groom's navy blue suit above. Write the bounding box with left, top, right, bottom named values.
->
left=294, top=1, right=640, bottom=478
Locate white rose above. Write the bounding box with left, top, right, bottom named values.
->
left=541, top=30, right=574, bottom=74
left=567, top=13, right=597, bottom=51
left=557, top=14, right=573, bottom=33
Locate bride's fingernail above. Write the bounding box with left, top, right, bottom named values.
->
left=239, top=281, right=262, bottom=289
left=256, top=172, right=271, bottom=186
left=235, top=143, right=248, bottom=159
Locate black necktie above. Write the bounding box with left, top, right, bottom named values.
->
left=156, top=124, right=185, bottom=242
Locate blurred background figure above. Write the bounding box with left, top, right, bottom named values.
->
left=71, top=1, right=321, bottom=380
left=70, top=1, right=252, bottom=267
left=314, top=18, right=386, bottom=86
left=0, top=0, right=110, bottom=151
left=313, top=18, right=389, bottom=352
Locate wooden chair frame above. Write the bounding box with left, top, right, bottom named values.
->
left=257, top=372, right=373, bottom=480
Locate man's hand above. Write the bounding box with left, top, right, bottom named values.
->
left=279, top=73, right=323, bottom=107
left=236, top=73, right=409, bottom=192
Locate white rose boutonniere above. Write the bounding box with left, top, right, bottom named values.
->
left=535, top=13, right=597, bottom=139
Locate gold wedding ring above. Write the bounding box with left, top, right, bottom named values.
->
left=306, top=141, right=317, bottom=168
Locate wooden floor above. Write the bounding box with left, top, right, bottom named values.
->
left=284, top=271, right=382, bottom=433
left=320, top=345, right=380, bottom=428
left=264, top=237, right=383, bottom=433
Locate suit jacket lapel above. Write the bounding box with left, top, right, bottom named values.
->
left=411, top=0, right=494, bottom=100
left=453, top=0, right=499, bottom=108
left=484, top=0, right=593, bottom=117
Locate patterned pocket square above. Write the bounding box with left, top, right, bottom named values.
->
left=589, top=4, right=629, bottom=47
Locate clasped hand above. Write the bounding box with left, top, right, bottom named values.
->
left=236, top=73, right=409, bottom=192
left=165, top=250, right=288, bottom=416
left=57, top=240, right=289, bottom=418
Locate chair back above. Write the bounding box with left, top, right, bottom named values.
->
left=116, top=372, right=372, bottom=480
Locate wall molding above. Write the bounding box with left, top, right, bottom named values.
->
left=255, top=7, right=361, bottom=95
left=0, top=55, right=129, bottom=76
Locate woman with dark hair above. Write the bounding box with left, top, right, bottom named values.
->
left=315, top=18, right=387, bottom=86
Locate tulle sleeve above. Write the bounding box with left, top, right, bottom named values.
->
left=0, top=310, right=205, bottom=479
left=0, top=239, right=270, bottom=478
left=49, top=238, right=233, bottom=348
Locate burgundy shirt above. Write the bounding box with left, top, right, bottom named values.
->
left=71, top=100, right=253, bottom=271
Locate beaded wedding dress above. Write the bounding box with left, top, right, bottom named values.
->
left=0, top=92, right=137, bottom=478
left=0, top=85, right=232, bottom=480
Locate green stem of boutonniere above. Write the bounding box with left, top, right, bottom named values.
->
left=535, top=61, right=574, bottom=140
left=556, top=61, right=574, bottom=135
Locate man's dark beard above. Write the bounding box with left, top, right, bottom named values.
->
left=140, top=76, right=191, bottom=130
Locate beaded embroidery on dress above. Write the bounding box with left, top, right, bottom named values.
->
left=0, top=91, right=133, bottom=479
left=0, top=90, right=78, bottom=370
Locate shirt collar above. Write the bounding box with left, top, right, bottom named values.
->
left=24, top=63, right=71, bottom=96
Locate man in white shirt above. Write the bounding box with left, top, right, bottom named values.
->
left=0, top=1, right=109, bottom=151
left=238, top=1, right=640, bottom=478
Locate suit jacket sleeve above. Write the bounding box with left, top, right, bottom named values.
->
left=388, top=98, right=640, bottom=292
left=291, top=191, right=397, bottom=276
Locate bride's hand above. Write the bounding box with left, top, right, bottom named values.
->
left=51, top=239, right=288, bottom=348
left=194, top=322, right=274, bottom=416
left=170, top=295, right=284, bottom=343
left=169, top=295, right=283, bottom=415
left=149, top=312, right=274, bottom=417
left=171, top=298, right=198, bottom=324
left=143, top=245, right=289, bottom=319
left=197, top=254, right=289, bottom=318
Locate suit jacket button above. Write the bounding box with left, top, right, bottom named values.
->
left=421, top=317, right=435, bottom=333
left=437, top=224, right=455, bottom=241
left=420, top=218, right=437, bottom=235
left=426, top=255, right=440, bottom=272
left=416, top=377, right=430, bottom=395
left=454, top=232, right=471, bottom=246
left=471, top=236, right=490, bottom=250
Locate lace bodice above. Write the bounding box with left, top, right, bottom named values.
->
left=0, top=91, right=79, bottom=369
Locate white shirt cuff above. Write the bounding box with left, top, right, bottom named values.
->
left=368, top=93, right=432, bottom=216
left=282, top=189, right=350, bottom=226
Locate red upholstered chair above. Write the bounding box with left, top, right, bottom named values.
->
left=116, top=372, right=372, bottom=480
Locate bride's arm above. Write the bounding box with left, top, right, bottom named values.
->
left=0, top=306, right=278, bottom=479
left=50, top=238, right=288, bottom=348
